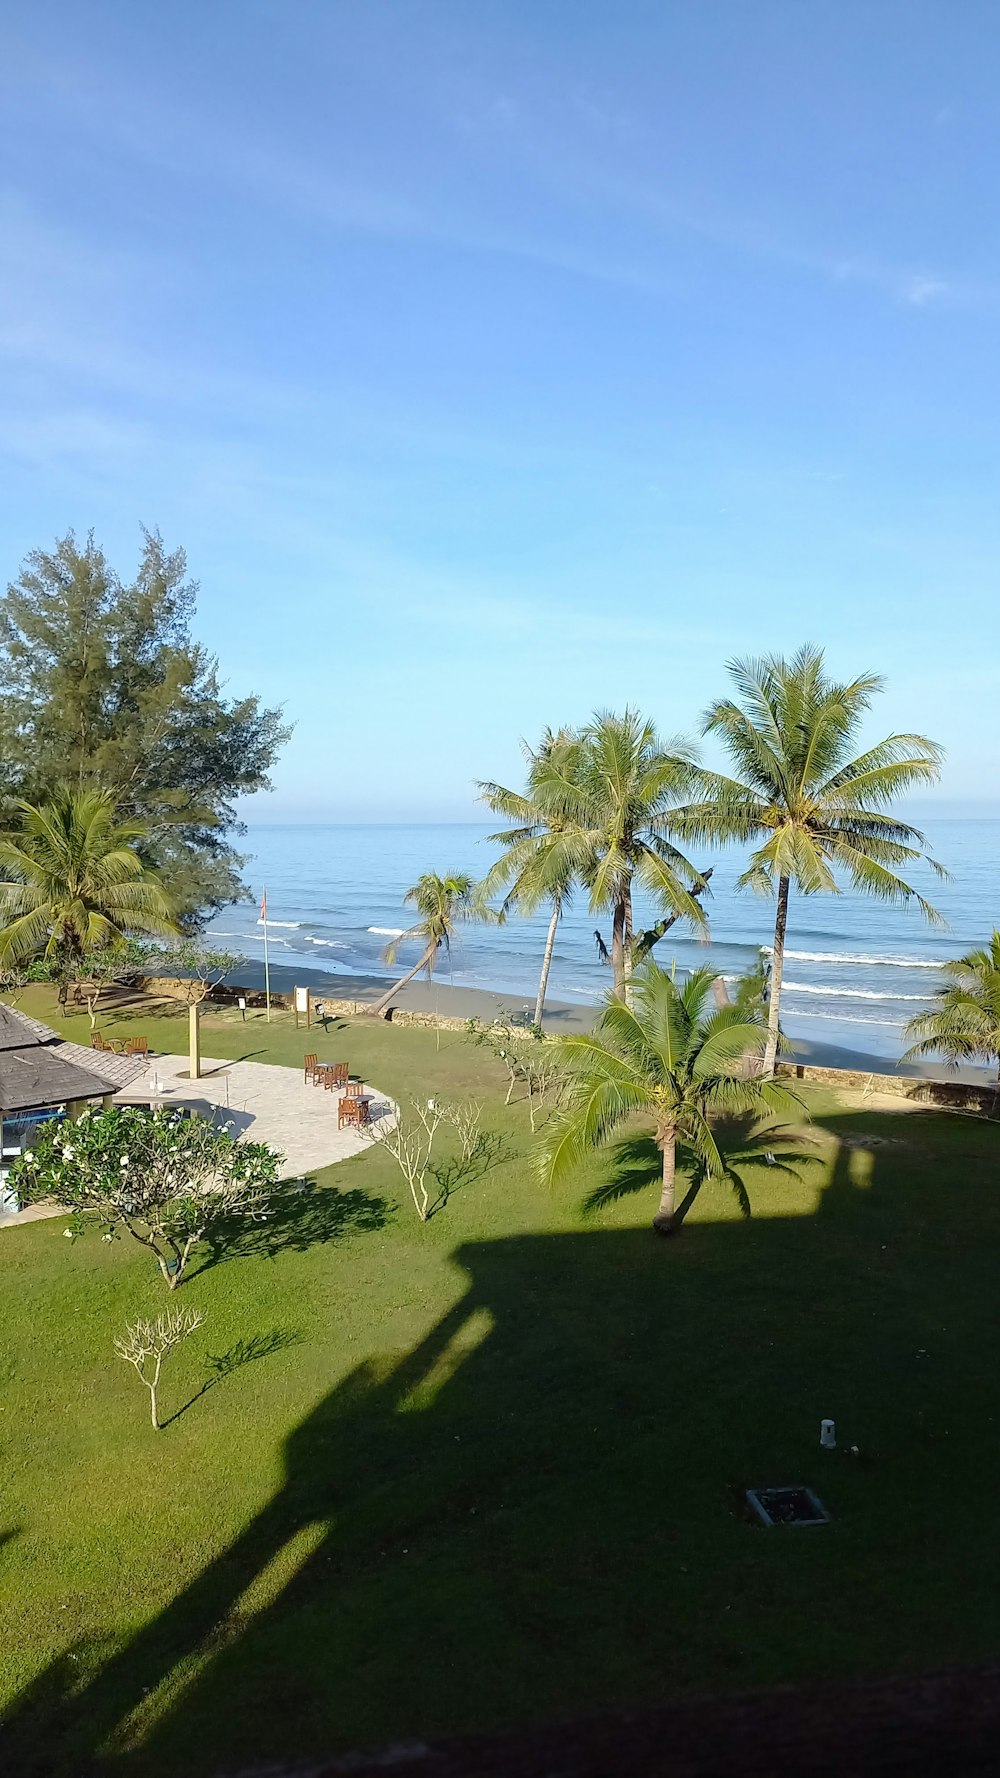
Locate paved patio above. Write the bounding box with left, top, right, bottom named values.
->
left=113, top=1054, right=396, bottom=1176
left=0, top=1054, right=395, bottom=1227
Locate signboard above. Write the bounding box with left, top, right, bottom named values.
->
left=294, top=985, right=310, bottom=1028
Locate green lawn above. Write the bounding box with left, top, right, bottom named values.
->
left=3, top=988, right=1000, bottom=1775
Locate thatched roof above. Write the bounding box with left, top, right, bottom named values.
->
left=0, top=1004, right=146, bottom=1114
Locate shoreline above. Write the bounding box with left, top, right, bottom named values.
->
left=223, top=957, right=991, bottom=1086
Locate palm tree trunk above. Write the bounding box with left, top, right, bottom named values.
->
left=611, top=885, right=635, bottom=1001
left=610, top=896, right=626, bottom=999
left=534, top=897, right=560, bottom=1028
left=652, top=1128, right=678, bottom=1234
left=622, top=883, right=635, bottom=1004
left=371, top=946, right=435, bottom=1018
left=764, top=874, right=790, bottom=1077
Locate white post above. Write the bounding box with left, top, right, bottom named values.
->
left=262, top=886, right=271, bottom=1023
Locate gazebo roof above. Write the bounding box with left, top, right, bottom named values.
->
left=0, top=1004, right=145, bottom=1114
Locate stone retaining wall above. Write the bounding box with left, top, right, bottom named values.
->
left=136, top=977, right=476, bottom=1032
left=133, top=978, right=997, bottom=1109
left=777, top=1060, right=997, bottom=1113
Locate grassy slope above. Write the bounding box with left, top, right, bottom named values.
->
left=2, top=988, right=1000, bottom=1775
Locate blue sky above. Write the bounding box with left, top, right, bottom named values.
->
left=1, top=1, right=998, bottom=820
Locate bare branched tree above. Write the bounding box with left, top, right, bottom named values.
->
left=362, top=1097, right=447, bottom=1222
left=114, top=1305, right=206, bottom=1429
left=441, top=1099, right=485, bottom=1160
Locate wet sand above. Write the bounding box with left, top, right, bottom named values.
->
left=224, top=957, right=990, bottom=1085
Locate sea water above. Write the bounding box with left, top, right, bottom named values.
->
left=205, top=819, right=999, bottom=1063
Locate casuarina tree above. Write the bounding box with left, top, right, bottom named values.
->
left=0, top=529, right=290, bottom=923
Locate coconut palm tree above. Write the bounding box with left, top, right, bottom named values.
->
left=478, top=729, right=591, bottom=1028
left=673, top=648, right=944, bottom=1075
left=0, top=787, right=179, bottom=1003
left=371, top=872, right=476, bottom=1018
left=521, top=710, right=709, bottom=1002
left=904, top=932, right=1000, bottom=1095
left=542, top=961, right=805, bottom=1233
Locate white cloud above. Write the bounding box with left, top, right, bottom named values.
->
left=904, top=275, right=950, bottom=307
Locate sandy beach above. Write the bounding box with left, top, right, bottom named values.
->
left=223, top=956, right=990, bottom=1085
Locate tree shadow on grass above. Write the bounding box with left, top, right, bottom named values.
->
left=427, top=1131, right=515, bottom=1219
left=10, top=1112, right=1000, bottom=1776
left=159, top=1329, right=305, bottom=1427
left=189, top=1183, right=392, bottom=1277
left=581, top=1120, right=820, bottom=1220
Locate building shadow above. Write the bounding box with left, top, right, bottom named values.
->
left=5, top=1106, right=1000, bottom=1776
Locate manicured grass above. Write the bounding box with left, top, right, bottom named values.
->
left=3, top=987, right=1000, bottom=1774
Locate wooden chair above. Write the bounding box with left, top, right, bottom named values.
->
left=124, top=1036, right=149, bottom=1058
left=343, top=1076, right=364, bottom=1098
left=338, top=1096, right=370, bottom=1129
left=322, top=1062, right=350, bottom=1092
left=91, top=1033, right=123, bottom=1054
left=304, top=1053, right=318, bottom=1084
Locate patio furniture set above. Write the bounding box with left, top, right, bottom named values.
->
left=303, top=1054, right=373, bottom=1127
left=91, top=1033, right=150, bottom=1058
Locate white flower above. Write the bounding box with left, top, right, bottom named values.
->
left=63, top=1229, right=73, bottom=1239
left=102, top=1232, right=113, bottom=1242
left=119, top=1156, right=129, bottom=1169
left=62, top=1146, right=75, bottom=1161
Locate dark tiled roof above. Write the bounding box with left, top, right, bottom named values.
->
left=0, top=1002, right=147, bottom=1112
left=0, top=1003, right=45, bottom=1052
left=0, top=1048, right=118, bottom=1112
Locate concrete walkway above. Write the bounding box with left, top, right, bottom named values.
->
left=0, top=1055, right=395, bottom=1227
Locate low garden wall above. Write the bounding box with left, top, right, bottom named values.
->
left=135, top=977, right=474, bottom=1032
left=777, top=1060, right=997, bottom=1114
left=132, top=978, right=997, bottom=1109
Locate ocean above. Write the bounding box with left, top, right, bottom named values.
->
left=205, top=820, right=999, bottom=1063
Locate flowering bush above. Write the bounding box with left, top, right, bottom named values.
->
left=10, top=1104, right=283, bottom=1288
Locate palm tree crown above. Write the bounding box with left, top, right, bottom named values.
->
left=542, top=961, right=804, bottom=1232
left=516, top=710, right=708, bottom=1000
left=372, top=872, right=476, bottom=1017
left=0, top=787, right=178, bottom=982
left=904, top=932, right=1000, bottom=1088
left=673, top=647, right=944, bottom=1072
left=478, top=729, right=589, bottom=1027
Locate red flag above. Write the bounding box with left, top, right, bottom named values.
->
left=259, top=888, right=267, bottom=922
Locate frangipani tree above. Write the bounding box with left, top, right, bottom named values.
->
left=11, top=1104, right=282, bottom=1288
left=161, top=940, right=245, bottom=1079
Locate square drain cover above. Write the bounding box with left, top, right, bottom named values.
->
left=746, top=1486, right=830, bottom=1527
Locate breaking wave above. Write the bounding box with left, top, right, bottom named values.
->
left=783, top=981, right=928, bottom=1001
left=775, top=949, right=940, bottom=968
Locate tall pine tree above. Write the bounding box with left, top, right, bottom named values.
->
left=0, top=530, right=290, bottom=924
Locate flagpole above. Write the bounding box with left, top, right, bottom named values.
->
left=262, top=887, right=271, bottom=1022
